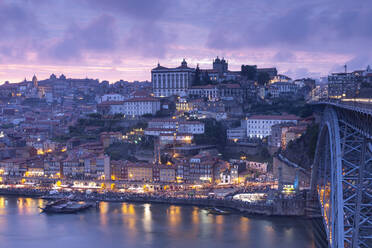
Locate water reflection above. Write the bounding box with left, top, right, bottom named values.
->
left=167, top=205, right=181, bottom=228
left=121, top=203, right=137, bottom=239
left=99, top=202, right=109, bottom=226
left=0, top=197, right=6, bottom=215
left=142, top=204, right=152, bottom=244
left=0, top=197, right=318, bottom=248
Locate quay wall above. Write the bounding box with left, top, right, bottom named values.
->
left=0, top=188, right=307, bottom=217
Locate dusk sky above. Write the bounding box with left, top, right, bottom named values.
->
left=0, top=0, right=371, bottom=83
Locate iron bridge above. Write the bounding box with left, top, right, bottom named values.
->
left=311, top=100, right=372, bottom=248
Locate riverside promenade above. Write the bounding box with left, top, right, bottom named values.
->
left=0, top=188, right=310, bottom=216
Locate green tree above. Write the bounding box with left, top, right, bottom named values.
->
left=194, top=119, right=226, bottom=151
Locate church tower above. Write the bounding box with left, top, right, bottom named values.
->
left=32, top=75, right=38, bottom=88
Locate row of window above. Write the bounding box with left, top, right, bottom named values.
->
left=152, top=73, right=190, bottom=84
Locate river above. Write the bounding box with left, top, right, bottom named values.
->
left=0, top=196, right=318, bottom=248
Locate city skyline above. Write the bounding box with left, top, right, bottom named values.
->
left=1, top=0, right=371, bottom=83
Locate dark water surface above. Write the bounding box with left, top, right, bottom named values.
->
left=0, top=196, right=317, bottom=248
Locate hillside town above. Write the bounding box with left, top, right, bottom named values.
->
left=0, top=57, right=371, bottom=197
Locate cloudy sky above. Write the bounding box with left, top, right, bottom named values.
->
left=0, top=0, right=371, bottom=83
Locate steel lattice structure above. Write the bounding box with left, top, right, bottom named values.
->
left=311, top=104, right=372, bottom=248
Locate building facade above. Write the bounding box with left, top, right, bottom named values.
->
left=152, top=59, right=195, bottom=97
left=245, top=115, right=298, bottom=139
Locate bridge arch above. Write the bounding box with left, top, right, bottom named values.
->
left=311, top=106, right=372, bottom=248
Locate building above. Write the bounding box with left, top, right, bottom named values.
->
left=269, top=74, right=292, bottom=84
left=212, top=56, right=228, bottom=76
left=269, top=123, right=297, bottom=148
left=110, top=160, right=128, bottom=180
left=257, top=67, right=278, bottom=78
left=245, top=115, right=298, bottom=139
left=227, top=127, right=246, bottom=141
left=328, top=72, right=360, bottom=98
left=188, top=152, right=217, bottom=183
left=157, top=165, right=176, bottom=183
left=159, top=133, right=193, bottom=145
left=151, top=59, right=195, bottom=97
left=98, top=94, right=126, bottom=103
left=145, top=119, right=204, bottom=136
left=246, top=161, right=268, bottom=173
left=188, top=85, right=219, bottom=101
left=178, top=121, right=204, bottom=134
left=268, top=82, right=298, bottom=98
left=127, top=162, right=153, bottom=182
left=100, top=97, right=161, bottom=116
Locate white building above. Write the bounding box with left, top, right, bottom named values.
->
left=188, top=85, right=219, bottom=101
left=245, top=115, right=298, bottom=139
left=268, top=82, right=298, bottom=98
left=108, top=97, right=161, bottom=116
left=151, top=59, right=195, bottom=97
left=145, top=119, right=205, bottom=136
left=98, top=94, right=126, bottom=103
left=246, top=161, right=268, bottom=173
left=178, top=121, right=204, bottom=134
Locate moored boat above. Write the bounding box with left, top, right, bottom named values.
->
left=40, top=200, right=94, bottom=214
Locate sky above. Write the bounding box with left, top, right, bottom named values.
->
left=0, top=0, right=371, bottom=83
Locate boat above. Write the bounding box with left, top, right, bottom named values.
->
left=40, top=199, right=94, bottom=214
left=206, top=207, right=231, bottom=215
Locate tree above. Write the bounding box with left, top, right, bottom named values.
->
left=257, top=72, right=270, bottom=86
left=194, top=119, right=226, bottom=151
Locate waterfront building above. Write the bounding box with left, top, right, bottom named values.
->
left=127, top=162, right=153, bottom=182
left=110, top=160, right=128, bottom=180
left=188, top=152, right=217, bottom=183
left=153, top=165, right=176, bottom=183
left=151, top=59, right=195, bottom=97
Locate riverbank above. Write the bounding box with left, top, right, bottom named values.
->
left=0, top=188, right=312, bottom=217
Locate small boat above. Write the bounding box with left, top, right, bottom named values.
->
left=40, top=200, right=93, bottom=214
left=206, top=207, right=230, bottom=215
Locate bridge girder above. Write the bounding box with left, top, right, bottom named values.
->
left=311, top=106, right=372, bottom=248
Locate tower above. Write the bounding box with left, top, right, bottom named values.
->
left=32, top=75, right=38, bottom=88
left=181, top=58, right=187, bottom=68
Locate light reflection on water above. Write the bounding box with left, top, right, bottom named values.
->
left=0, top=196, right=317, bottom=248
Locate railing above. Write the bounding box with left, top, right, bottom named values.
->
left=312, top=98, right=372, bottom=115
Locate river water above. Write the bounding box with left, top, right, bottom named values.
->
left=0, top=196, right=318, bottom=248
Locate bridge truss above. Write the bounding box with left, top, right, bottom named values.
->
left=311, top=106, right=372, bottom=248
